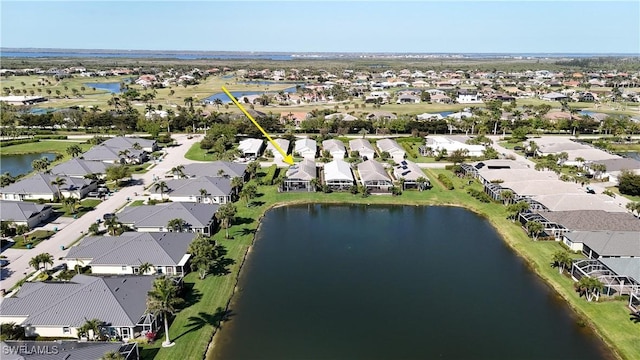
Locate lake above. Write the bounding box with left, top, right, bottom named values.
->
left=203, top=86, right=298, bottom=104
left=84, top=82, right=122, bottom=93
left=210, top=205, right=611, bottom=360
left=0, top=153, right=57, bottom=177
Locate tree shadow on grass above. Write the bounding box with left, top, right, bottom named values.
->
left=178, top=282, right=202, bottom=309
left=250, top=200, right=265, bottom=207
left=235, top=227, right=256, bottom=237
left=139, top=346, right=160, bottom=360
left=631, top=311, right=640, bottom=323
left=173, top=308, right=234, bottom=341
left=235, top=217, right=255, bottom=225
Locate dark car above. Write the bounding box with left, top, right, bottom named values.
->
left=0, top=259, right=10, bottom=268
left=103, top=213, right=116, bottom=221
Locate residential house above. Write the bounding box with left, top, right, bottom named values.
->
left=0, top=173, right=96, bottom=201
left=64, top=232, right=195, bottom=276
left=322, top=139, right=347, bottom=159
left=323, top=159, right=355, bottom=190
left=150, top=177, right=233, bottom=204
left=541, top=92, right=569, bottom=102
left=325, top=113, right=358, bottom=121
left=561, top=231, right=640, bottom=259
left=0, top=275, right=159, bottom=341
left=82, top=145, right=146, bottom=164
left=294, top=138, right=317, bottom=160
left=456, top=90, right=482, bottom=103
left=376, top=138, right=406, bottom=162
left=349, top=138, right=376, bottom=160
left=366, top=111, right=397, bottom=121
left=117, top=202, right=220, bottom=234
left=179, top=161, right=248, bottom=180
left=0, top=341, right=138, bottom=360
left=421, top=136, right=486, bottom=157
left=50, top=158, right=112, bottom=179
left=238, top=138, right=264, bottom=160
left=357, top=160, right=393, bottom=192
left=0, top=201, right=53, bottom=229
left=282, top=159, right=316, bottom=192
left=265, top=138, right=291, bottom=160
left=393, top=160, right=429, bottom=189
left=586, top=158, right=640, bottom=184
left=101, top=137, right=158, bottom=153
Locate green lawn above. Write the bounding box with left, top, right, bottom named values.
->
left=12, top=230, right=55, bottom=249
left=0, top=140, right=91, bottom=156
left=129, top=200, right=145, bottom=206
left=606, top=186, right=640, bottom=203
left=146, top=167, right=637, bottom=360
left=54, top=198, right=102, bottom=218
left=184, top=142, right=216, bottom=162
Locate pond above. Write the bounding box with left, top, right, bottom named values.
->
left=203, top=86, right=298, bottom=104
left=0, top=153, right=57, bottom=177
left=84, top=82, right=122, bottom=93
left=210, top=205, right=611, bottom=360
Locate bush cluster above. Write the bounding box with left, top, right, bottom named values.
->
left=438, top=174, right=454, bottom=190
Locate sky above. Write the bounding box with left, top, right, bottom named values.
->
left=1, top=1, right=639, bottom=54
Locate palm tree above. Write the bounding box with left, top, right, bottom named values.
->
left=552, top=250, right=573, bottom=274
left=154, top=181, right=169, bottom=200
left=574, top=277, right=603, bottom=302
left=170, top=165, right=185, bottom=179
left=167, top=218, right=187, bottom=232
left=78, top=318, right=103, bottom=340
left=15, top=224, right=29, bottom=245
left=139, top=262, right=154, bottom=275
left=217, top=203, right=237, bottom=239
left=246, top=162, right=260, bottom=180
left=231, top=176, right=243, bottom=196
left=416, top=177, right=428, bottom=191
left=146, top=275, right=184, bottom=347
left=626, top=202, right=640, bottom=217
left=28, top=255, right=41, bottom=271
left=50, top=176, right=67, bottom=201
left=525, top=221, right=544, bottom=241
left=359, top=128, right=369, bottom=138
left=183, top=96, right=194, bottom=110
left=213, top=98, right=223, bottom=110
left=239, top=184, right=257, bottom=207
left=105, top=216, right=121, bottom=236
left=500, top=190, right=514, bottom=205
left=101, top=351, right=124, bottom=360
left=198, top=188, right=209, bottom=203
left=62, top=196, right=80, bottom=214
left=132, top=142, right=143, bottom=151
left=118, top=149, right=131, bottom=162
left=66, top=144, right=82, bottom=157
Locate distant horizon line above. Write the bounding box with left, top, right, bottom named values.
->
left=1, top=47, right=638, bottom=56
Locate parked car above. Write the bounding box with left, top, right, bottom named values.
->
left=88, top=191, right=100, bottom=197
left=0, top=259, right=10, bottom=268
left=103, top=213, right=116, bottom=221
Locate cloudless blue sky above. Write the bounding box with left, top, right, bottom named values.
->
left=2, top=1, right=639, bottom=53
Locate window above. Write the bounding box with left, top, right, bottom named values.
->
left=63, top=327, right=71, bottom=335
left=133, top=267, right=139, bottom=274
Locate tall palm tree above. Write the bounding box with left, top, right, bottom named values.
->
left=500, top=190, right=514, bottom=205
left=198, top=188, right=209, bottom=203
left=231, top=177, right=243, bottom=196
left=28, top=255, right=41, bottom=271
left=78, top=318, right=103, bottom=340
left=239, top=184, right=257, bottom=207
left=118, top=149, right=131, bottom=162
left=216, top=203, right=237, bottom=239
left=66, top=144, right=82, bottom=157
left=62, top=196, right=80, bottom=214
left=139, top=262, right=154, bottom=275
left=167, top=218, right=186, bottom=232
left=170, top=165, right=185, bottom=179
left=50, top=176, right=67, bottom=201
left=416, top=177, right=428, bottom=191
left=525, top=221, right=544, bottom=241
left=154, top=181, right=169, bottom=200
left=574, top=277, right=603, bottom=302
left=105, top=216, right=121, bottom=236
left=552, top=250, right=573, bottom=275
left=146, top=275, right=184, bottom=347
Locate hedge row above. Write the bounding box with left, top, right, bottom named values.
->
left=261, top=165, right=279, bottom=185
left=0, top=139, right=40, bottom=146
left=34, top=135, right=68, bottom=140
left=467, top=188, right=493, bottom=203
left=437, top=173, right=454, bottom=190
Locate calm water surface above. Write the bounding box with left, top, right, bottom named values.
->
left=0, top=153, right=57, bottom=177
left=203, top=87, right=298, bottom=103
left=84, top=82, right=122, bottom=93
left=211, top=205, right=611, bottom=360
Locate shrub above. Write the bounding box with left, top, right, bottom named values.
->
left=0, top=139, right=39, bottom=146
left=34, top=135, right=67, bottom=140
left=262, top=165, right=279, bottom=185
left=467, top=188, right=493, bottom=203
left=437, top=174, right=454, bottom=190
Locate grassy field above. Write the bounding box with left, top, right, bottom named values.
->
left=142, top=167, right=638, bottom=360
left=12, top=230, right=55, bottom=249
left=606, top=186, right=640, bottom=203
left=0, top=140, right=90, bottom=157
left=609, top=144, right=640, bottom=152
left=54, top=198, right=102, bottom=218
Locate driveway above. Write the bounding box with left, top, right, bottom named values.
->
left=1, top=134, right=201, bottom=292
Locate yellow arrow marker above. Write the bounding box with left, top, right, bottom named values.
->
left=222, top=87, right=294, bottom=165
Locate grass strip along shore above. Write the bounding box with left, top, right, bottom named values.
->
left=140, top=167, right=637, bottom=360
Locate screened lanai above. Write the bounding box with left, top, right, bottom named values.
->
left=571, top=259, right=640, bottom=296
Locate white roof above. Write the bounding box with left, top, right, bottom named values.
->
left=323, top=159, right=354, bottom=182
left=377, top=138, right=405, bottom=155
left=294, top=138, right=317, bottom=154
left=357, top=160, right=391, bottom=182
left=322, top=139, right=346, bottom=153
left=238, top=138, right=264, bottom=153
left=349, top=138, right=375, bottom=153
left=265, top=138, right=290, bottom=157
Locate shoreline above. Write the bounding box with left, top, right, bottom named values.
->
left=203, top=198, right=623, bottom=360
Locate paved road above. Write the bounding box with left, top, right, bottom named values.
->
left=1, top=134, right=201, bottom=292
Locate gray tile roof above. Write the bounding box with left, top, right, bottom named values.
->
left=323, top=159, right=354, bottom=182
left=182, top=161, right=247, bottom=179
left=0, top=341, right=123, bottom=360
left=322, top=139, right=346, bottom=154
left=393, top=160, right=427, bottom=181
left=376, top=138, right=405, bottom=154
left=0, top=275, right=155, bottom=327
left=101, top=136, right=156, bottom=151
left=0, top=201, right=51, bottom=222
left=151, top=177, right=232, bottom=197
left=564, top=231, right=640, bottom=257
left=600, top=258, right=640, bottom=283
left=117, top=202, right=219, bottom=228
left=357, top=160, right=392, bottom=182
left=65, top=232, right=195, bottom=266
left=51, top=158, right=111, bottom=177
left=592, top=158, right=640, bottom=172
left=539, top=210, right=640, bottom=231
left=0, top=173, right=92, bottom=195
left=285, top=159, right=316, bottom=181
left=82, top=145, right=145, bottom=162
left=349, top=138, right=375, bottom=153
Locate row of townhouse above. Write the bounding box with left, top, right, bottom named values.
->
left=461, top=158, right=640, bottom=310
